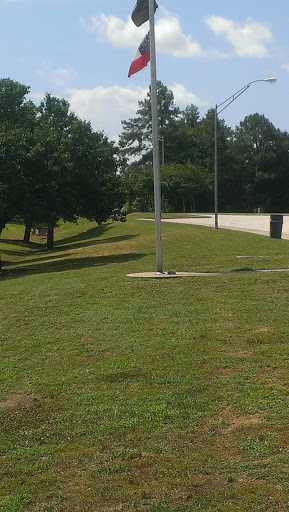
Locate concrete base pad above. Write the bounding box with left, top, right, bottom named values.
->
left=127, top=269, right=289, bottom=278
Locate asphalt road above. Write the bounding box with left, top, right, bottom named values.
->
left=161, top=214, right=289, bottom=240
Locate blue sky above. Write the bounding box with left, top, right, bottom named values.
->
left=1, top=0, right=287, bottom=141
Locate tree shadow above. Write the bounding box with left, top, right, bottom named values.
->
left=1, top=238, right=46, bottom=254
left=52, top=234, right=137, bottom=252
left=1, top=221, right=139, bottom=270
left=1, top=248, right=34, bottom=257
left=1, top=233, right=138, bottom=265
left=53, top=223, right=111, bottom=246
left=2, top=252, right=70, bottom=268
left=0, top=223, right=113, bottom=253
left=1, top=252, right=145, bottom=279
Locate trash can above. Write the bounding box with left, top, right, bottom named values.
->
left=270, top=214, right=283, bottom=239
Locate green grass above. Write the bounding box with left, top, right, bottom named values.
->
left=1, top=214, right=289, bottom=511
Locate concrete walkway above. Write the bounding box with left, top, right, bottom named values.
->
left=161, top=214, right=289, bottom=240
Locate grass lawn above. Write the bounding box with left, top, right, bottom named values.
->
left=1, top=214, right=289, bottom=511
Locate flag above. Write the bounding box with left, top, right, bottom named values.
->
left=128, top=32, right=150, bottom=77
left=131, top=0, right=158, bottom=27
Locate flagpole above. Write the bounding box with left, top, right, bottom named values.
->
left=149, top=0, right=163, bottom=273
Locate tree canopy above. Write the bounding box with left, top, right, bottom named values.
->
left=1, top=76, right=289, bottom=260
left=0, top=78, right=123, bottom=262
left=119, top=81, right=289, bottom=214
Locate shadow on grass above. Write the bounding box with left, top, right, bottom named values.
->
left=53, top=223, right=111, bottom=247
left=232, top=267, right=255, bottom=272
left=0, top=240, right=44, bottom=256
left=2, top=233, right=137, bottom=265
left=1, top=248, right=35, bottom=257
left=2, top=225, right=137, bottom=256
left=0, top=222, right=143, bottom=278
left=3, top=252, right=71, bottom=268
left=52, top=234, right=137, bottom=252
left=1, top=252, right=145, bottom=279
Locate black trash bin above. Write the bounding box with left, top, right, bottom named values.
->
left=270, top=214, right=283, bottom=239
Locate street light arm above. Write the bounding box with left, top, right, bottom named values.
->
left=216, top=78, right=277, bottom=115
left=217, top=84, right=251, bottom=115
left=214, top=76, right=276, bottom=230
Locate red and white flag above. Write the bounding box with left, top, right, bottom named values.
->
left=128, top=32, right=150, bottom=78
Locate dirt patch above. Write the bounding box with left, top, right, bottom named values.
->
left=218, top=368, right=239, bottom=379
left=226, top=349, right=253, bottom=357
left=0, top=393, right=40, bottom=410
left=219, top=408, right=263, bottom=433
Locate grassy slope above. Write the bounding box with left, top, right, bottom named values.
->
left=0, top=215, right=289, bottom=512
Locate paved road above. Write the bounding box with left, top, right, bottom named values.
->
left=161, top=214, right=289, bottom=240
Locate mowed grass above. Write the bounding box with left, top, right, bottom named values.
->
left=1, top=215, right=289, bottom=512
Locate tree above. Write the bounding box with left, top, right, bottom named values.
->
left=0, top=79, right=33, bottom=237
left=181, top=104, right=200, bottom=128
left=195, top=109, right=234, bottom=211
left=119, top=81, right=180, bottom=163
left=121, top=163, right=154, bottom=212
left=161, top=162, right=212, bottom=212
left=69, top=117, right=122, bottom=223
left=233, top=113, right=287, bottom=211
left=0, top=126, right=28, bottom=234
left=0, top=78, right=30, bottom=125
left=268, top=130, right=289, bottom=211
left=159, top=105, right=201, bottom=165
left=0, top=79, right=34, bottom=269
left=21, top=94, right=74, bottom=247
left=20, top=95, right=122, bottom=247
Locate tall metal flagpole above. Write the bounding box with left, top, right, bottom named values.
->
left=149, top=0, right=163, bottom=273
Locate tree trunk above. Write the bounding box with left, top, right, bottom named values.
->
left=47, top=226, right=54, bottom=249
left=0, top=227, right=3, bottom=272
left=190, top=194, right=196, bottom=213
left=23, top=224, right=32, bottom=243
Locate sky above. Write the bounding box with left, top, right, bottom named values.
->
left=0, top=0, right=288, bottom=141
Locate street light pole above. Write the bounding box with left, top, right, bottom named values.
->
left=214, top=77, right=277, bottom=230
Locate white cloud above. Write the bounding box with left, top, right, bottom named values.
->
left=205, top=16, right=273, bottom=58
left=29, top=92, right=44, bottom=102
left=81, top=14, right=140, bottom=47
left=156, top=11, right=203, bottom=57
left=169, top=82, right=209, bottom=108
left=67, top=85, right=147, bottom=140
left=83, top=9, right=226, bottom=59
left=36, top=61, right=77, bottom=86
left=67, top=83, right=208, bottom=141
left=50, top=67, right=77, bottom=86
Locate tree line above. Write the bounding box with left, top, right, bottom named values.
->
left=0, top=78, right=123, bottom=268
left=119, top=81, right=289, bottom=214
left=1, top=78, right=288, bottom=268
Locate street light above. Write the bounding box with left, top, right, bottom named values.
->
left=214, top=77, right=277, bottom=229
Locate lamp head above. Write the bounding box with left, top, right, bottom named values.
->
left=263, top=77, right=277, bottom=84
